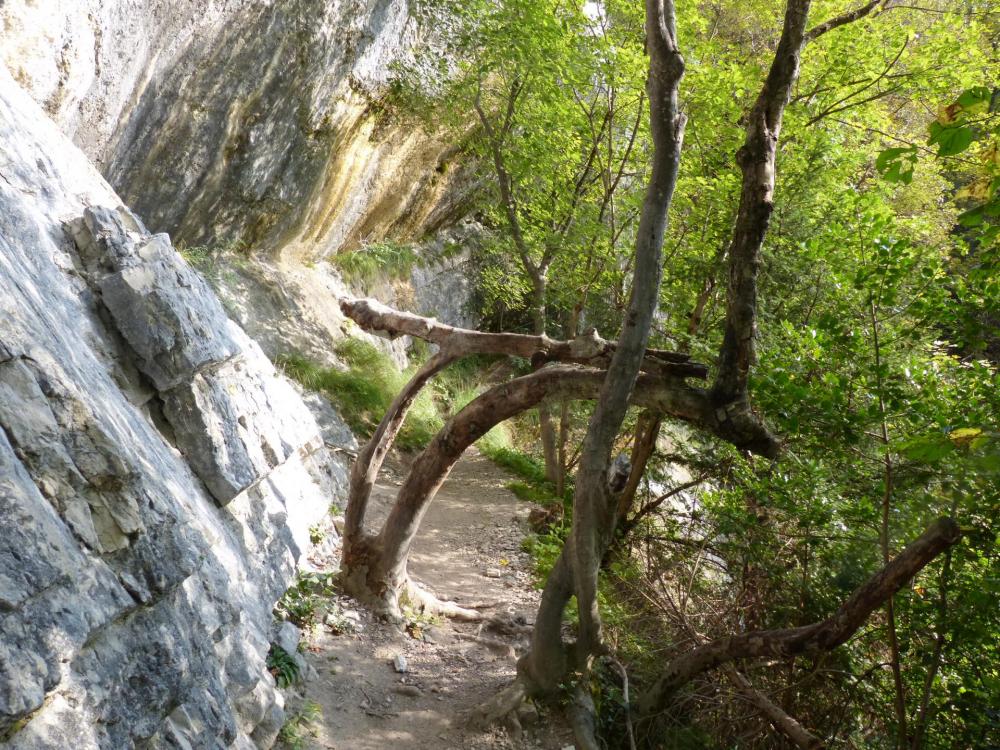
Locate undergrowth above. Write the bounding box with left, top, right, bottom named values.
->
left=278, top=342, right=496, bottom=452
left=278, top=701, right=322, bottom=749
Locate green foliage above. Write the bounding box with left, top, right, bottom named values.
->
left=505, top=480, right=554, bottom=503
left=332, top=240, right=419, bottom=287
left=274, top=572, right=337, bottom=630
left=277, top=341, right=443, bottom=452
left=267, top=645, right=301, bottom=689
left=479, top=445, right=548, bottom=486
left=277, top=701, right=322, bottom=749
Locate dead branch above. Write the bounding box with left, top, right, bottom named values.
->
left=724, top=665, right=824, bottom=749
left=637, top=517, right=962, bottom=716
left=339, top=297, right=708, bottom=379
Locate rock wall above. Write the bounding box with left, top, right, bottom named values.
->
left=0, top=0, right=472, bottom=259
left=0, top=66, right=346, bottom=748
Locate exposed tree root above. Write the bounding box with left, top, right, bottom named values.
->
left=464, top=680, right=527, bottom=729
left=403, top=581, right=490, bottom=622
left=567, top=685, right=601, bottom=750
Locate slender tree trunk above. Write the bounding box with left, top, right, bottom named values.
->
left=519, top=0, right=688, bottom=694
left=342, top=351, right=454, bottom=562
left=871, top=298, right=909, bottom=748
left=568, top=0, right=687, bottom=666
left=910, top=547, right=952, bottom=749
left=556, top=401, right=571, bottom=498
left=531, top=274, right=561, bottom=486
left=615, top=411, right=662, bottom=529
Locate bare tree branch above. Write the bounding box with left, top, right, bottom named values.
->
left=725, top=666, right=825, bottom=749
left=637, top=518, right=963, bottom=716
left=339, top=296, right=708, bottom=379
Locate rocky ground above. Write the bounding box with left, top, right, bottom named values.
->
left=286, top=450, right=574, bottom=750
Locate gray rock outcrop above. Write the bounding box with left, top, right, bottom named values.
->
left=0, top=65, right=344, bottom=748
left=0, top=0, right=471, bottom=259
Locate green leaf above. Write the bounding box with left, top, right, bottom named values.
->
left=958, top=86, right=992, bottom=113
left=929, top=123, right=974, bottom=156
left=900, top=434, right=955, bottom=463
left=959, top=205, right=985, bottom=228
left=876, top=146, right=918, bottom=184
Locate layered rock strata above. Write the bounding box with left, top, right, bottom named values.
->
left=0, top=67, right=342, bottom=748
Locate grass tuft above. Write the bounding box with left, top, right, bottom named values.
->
left=332, top=241, right=419, bottom=286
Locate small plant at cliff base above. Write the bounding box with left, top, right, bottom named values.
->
left=177, top=238, right=249, bottom=276
left=266, top=645, right=301, bottom=689
left=277, top=701, right=322, bottom=750
left=308, top=523, right=325, bottom=546
left=274, top=572, right=337, bottom=630
left=333, top=240, right=419, bottom=287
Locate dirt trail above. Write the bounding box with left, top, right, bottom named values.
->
left=298, top=450, right=572, bottom=750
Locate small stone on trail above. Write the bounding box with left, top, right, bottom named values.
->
left=394, top=684, right=422, bottom=697
left=392, top=654, right=408, bottom=673
left=484, top=568, right=502, bottom=578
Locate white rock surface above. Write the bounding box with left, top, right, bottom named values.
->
left=0, top=65, right=344, bottom=747
left=0, top=0, right=470, bottom=259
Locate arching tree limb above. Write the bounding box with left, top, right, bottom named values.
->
left=342, top=350, right=455, bottom=560
left=637, top=518, right=963, bottom=716
left=339, top=363, right=776, bottom=615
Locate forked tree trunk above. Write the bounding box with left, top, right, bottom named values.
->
left=339, top=365, right=743, bottom=615
left=342, top=351, right=455, bottom=562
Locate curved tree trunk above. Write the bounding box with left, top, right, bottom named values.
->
left=339, top=365, right=749, bottom=615
left=342, top=350, right=455, bottom=562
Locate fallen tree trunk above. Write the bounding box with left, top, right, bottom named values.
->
left=339, top=297, right=709, bottom=380
left=637, top=517, right=963, bottom=717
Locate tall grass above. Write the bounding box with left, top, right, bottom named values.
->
left=277, top=342, right=499, bottom=452
left=278, top=339, right=442, bottom=451
left=332, top=241, right=418, bottom=287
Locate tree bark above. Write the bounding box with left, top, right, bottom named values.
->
left=339, top=297, right=707, bottom=379
left=636, top=518, right=962, bottom=716
left=342, top=351, right=455, bottom=561
left=713, top=0, right=812, bottom=403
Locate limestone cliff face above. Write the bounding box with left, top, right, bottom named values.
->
left=0, top=0, right=470, bottom=259
left=0, top=66, right=347, bottom=748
